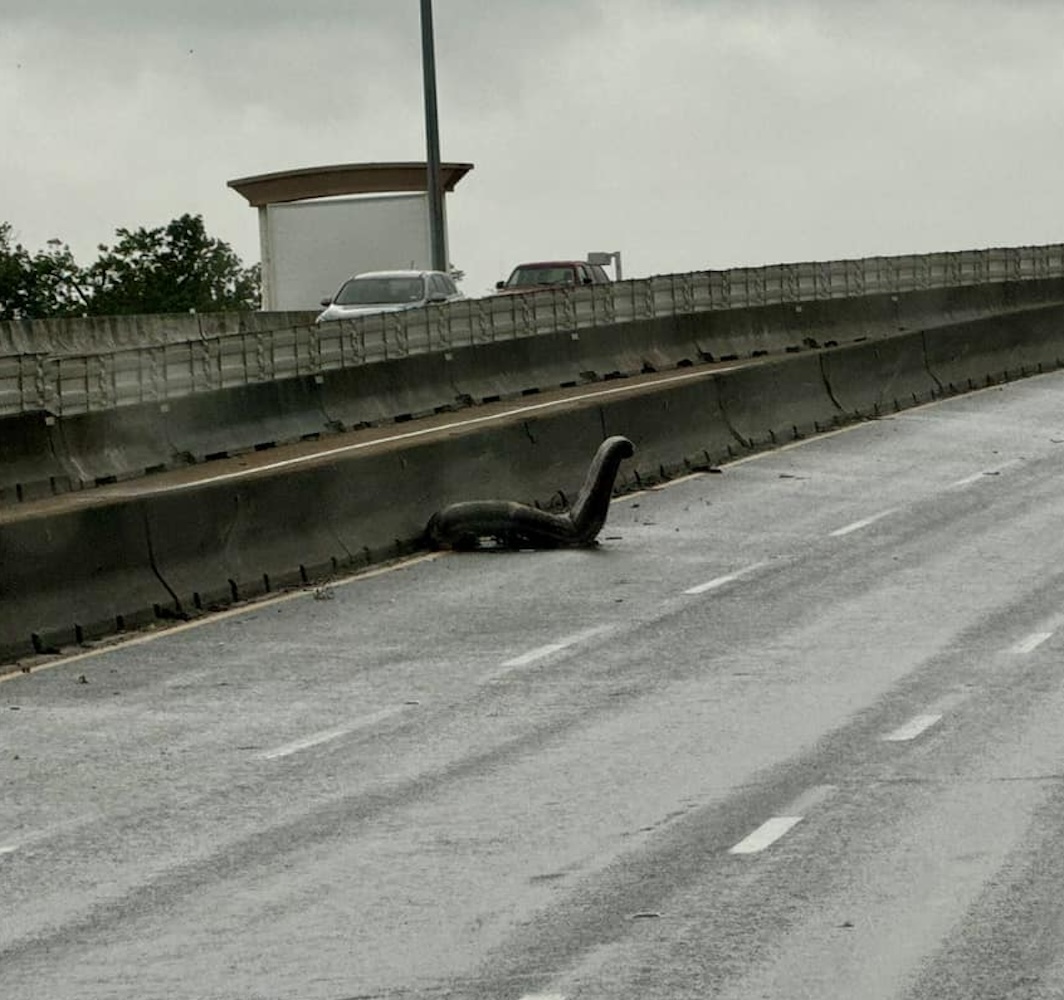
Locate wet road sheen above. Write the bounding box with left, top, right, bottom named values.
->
left=6, top=373, right=1064, bottom=998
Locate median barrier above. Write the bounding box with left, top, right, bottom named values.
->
left=892, top=280, right=1064, bottom=336
left=562, top=317, right=701, bottom=374
left=443, top=299, right=905, bottom=404
left=0, top=500, right=169, bottom=662
left=141, top=477, right=344, bottom=614
left=819, top=332, right=940, bottom=418
left=195, top=311, right=319, bottom=339
left=679, top=298, right=890, bottom=360
left=786, top=295, right=901, bottom=346
left=397, top=403, right=609, bottom=511
left=595, top=374, right=737, bottom=480
left=678, top=281, right=1064, bottom=364
left=445, top=332, right=604, bottom=403
left=0, top=321, right=36, bottom=355
left=0, top=351, right=869, bottom=663
left=8, top=278, right=1064, bottom=507
left=895, top=285, right=980, bottom=331
left=679, top=294, right=898, bottom=363
left=680, top=293, right=898, bottom=363
left=679, top=305, right=798, bottom=361
left=923, top=304, right=1064, bottom=393
left=318, top=351, right=465, bottom=428
left=143, top=404, right=609, bottom=619
left=0, top=413, right=76, bottom=503
left=17, top=314, right=169, bottom=355
left=0, top=310, right=321, bottom=358
left=442, top=316, right=712, bottom=406
left=716, top=353, right=843, bottom=449
left=162, top=377, right=330, bottom=461
left=14, top=295, right=1064, bottom=663
left=55, top=405, right=179, bottom=487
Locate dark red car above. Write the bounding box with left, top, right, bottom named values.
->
left=495, top=260, right=612, bottom=295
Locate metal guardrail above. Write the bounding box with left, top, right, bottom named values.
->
left=3, top=243, right=1064, bottom=418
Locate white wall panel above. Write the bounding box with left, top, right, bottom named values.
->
left=263, top=194, right=436, bottom=311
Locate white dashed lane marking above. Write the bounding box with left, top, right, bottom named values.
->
left=1013, top=632, right=1053, bottom=655
left=729, top=816, right=802, bottom=855
left=0, top=845, right=17, bottom=856
left=946, top=459, right=1022, bottom=489
left=259, top=704, right=411, bottom=760
left=481, top=625, right=615, bottom=685
left=499, top=626, right=613, bottom=669
left=728, top=785, right=836, bottom=855
left=684, top=561, right=768, bottom=596
left=829, top=508, right=899, bottom=537
left=882, top=713, right=942, bottom=742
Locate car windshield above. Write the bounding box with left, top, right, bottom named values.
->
left=334, top=276, right=425, bottom=306
left=507, top=266, right=576, bottom=287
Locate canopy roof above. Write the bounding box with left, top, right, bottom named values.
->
left=227, top=162, right=474, bottom=207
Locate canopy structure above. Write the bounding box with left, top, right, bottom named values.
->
left=227, top=162, right=474, bottom=207
left=227, top=162, right=474, bottom=311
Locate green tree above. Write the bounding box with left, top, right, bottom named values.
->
left=0, top=224, right=89, bottom=320
left=0, top=222, right=32, bottom=320
left=28, top=239, right=92, bottom=318
left=84, top=213, right=260, bottom=315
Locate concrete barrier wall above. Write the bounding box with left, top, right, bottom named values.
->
left=6, top=244, right=1064, bottom=423
left=143, top=405, right=614, bottom=621
left=819, top=334, right=939, bottom=418
left=6, top=302, right=1064, bottom=665
left=0, top=500, right=172, bottom=657
left=0, top=311, right=319, bottom=357
left=10, top=242, right=1060, bottom=358
left=0, top=406, right=608, bottom=661
left=7, top=290, right=1064, bottom=504
left=0, top=413, right=75, bottom=504
left=923, top=308, right=1064, bottom=391
left=595, top=374, right=736, bottom=477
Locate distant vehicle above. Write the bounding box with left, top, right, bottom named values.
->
left=316, top=269, right=463, bottom=323
left=495, top=260, right=612, bottom=295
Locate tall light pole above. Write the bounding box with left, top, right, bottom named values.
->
left=420, top=0, right=447, bottom=273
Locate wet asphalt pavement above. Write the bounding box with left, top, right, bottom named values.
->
left=6, top=372, right=1064, bottom=998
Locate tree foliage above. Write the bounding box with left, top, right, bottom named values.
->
left=0, top=223, right=27, bottom=321
left=84, top=214, right=259, bottom=316
left=0, top=214, right=260, bottom=320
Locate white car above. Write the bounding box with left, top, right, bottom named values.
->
left=315, top=269, right=463, bottom=323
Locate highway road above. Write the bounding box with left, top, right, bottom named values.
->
left=5, top=370, right=1064, bottom=999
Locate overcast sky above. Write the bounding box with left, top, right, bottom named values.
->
left=3, top=0, right=1063, bottom=297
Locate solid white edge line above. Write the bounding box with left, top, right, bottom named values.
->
left=12, top=373, right=991, bottom=684
left=648, top=471, right=707, bottom=490
left=116, top=367, right=741, bottom=496
left=882, top=713, right=942, bottom=742
left=729, top=816, right=803, bottom=855
left=0, top=553, right=446, bottom=684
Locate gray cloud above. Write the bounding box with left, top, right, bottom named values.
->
left=4, top=1, right=1064, bottom=297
